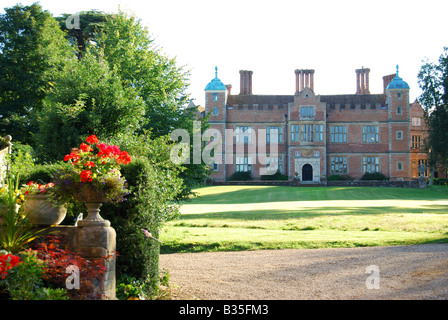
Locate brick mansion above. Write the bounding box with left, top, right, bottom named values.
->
left=201, top=65, right=431, bottom=183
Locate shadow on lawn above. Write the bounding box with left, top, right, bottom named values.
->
left=176, top=205, right=448, bottom=221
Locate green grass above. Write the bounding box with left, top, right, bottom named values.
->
left=160, top=185, right=448, bottom=253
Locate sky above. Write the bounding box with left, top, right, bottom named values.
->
left=2, top=0, right=448, bottom=106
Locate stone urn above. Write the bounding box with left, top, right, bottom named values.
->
left=23, top=193, right=67, bottom=226
left=73, top=184, right=111, bottom=227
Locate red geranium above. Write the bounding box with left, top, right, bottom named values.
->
left=80, top=170, right=93, bottom=183
left=86, top=134, right=99, bottom=144
left=84, top=161, right=95, bottom=168
left=116, top=151, right=132, bottom=165
left=64, top=152, right=81, bottom=164
left=79, top=143, right=93, bottom=152
left=0, top=253, right=22, bottom=279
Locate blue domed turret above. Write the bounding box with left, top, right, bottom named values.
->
left=386, top=65, right=409, bottom=90
left=205, top=66, right=226, bottom=91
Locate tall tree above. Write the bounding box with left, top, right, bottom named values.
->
left=95, top=10, right=209, bottom=195
left=0, top=3, right=73, bottom=143
left=56, top=10, right=107, bottom=60
left=34, top=49, right=145, bottom=162
left=417, top=47, right=448, bottom=183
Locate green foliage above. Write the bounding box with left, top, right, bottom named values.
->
left=34, top=50, right=145, bottom=162
left=5, top=142, right=35, bottom=182
left=228, top=171, right=252, bottom=181
left=56, top=10, right=107, bottom=60
left=1, top=250, right=68, bottom=300
left=0, top=3, right=73, bottom=144
left=418, top=47, right=448, bottom=180
left=101, top=156, right=183, bottom=289
left=0, top=137, right=8, bottom=150
left=0, top=175, right=45, bottom=253
left=20, top=162, right=71, bottom=185
left=260, top=170, right=288, bottom=181
left=360, top=172, right=389, bottom=181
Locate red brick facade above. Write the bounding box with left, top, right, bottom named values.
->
left=203, top=67, right=431, bottom=183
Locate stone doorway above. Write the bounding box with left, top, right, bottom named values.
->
left=302, top=164, right=313, bottom=181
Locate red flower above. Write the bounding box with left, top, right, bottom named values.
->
left=79, top=143, right=93, bottom=152
left=97, top=144, right=120, bottom=158
left=84, top=161, right=95, bottom=168
left=116, top=151, right=132, bottom=165
left=27, top=181, right=34, bottom=186
left=86, top=135, right=99, bottom=145
left=80, top=170, right=93, bottom=183
left=0, top=254, right=22, bottom=279
left=64, top=152, right=81, bottom=164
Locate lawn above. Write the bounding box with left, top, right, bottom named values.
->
left=159, top=185, right=448, bottom=253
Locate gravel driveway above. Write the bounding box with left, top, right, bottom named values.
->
left=159, top=244, right=448, bottom=300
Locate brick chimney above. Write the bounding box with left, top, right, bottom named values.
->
left=356, top=67, right=370, bottom=94
left=383, top=74, right=395, bottom=93
left=225, top=84, right=232, bottom=96
left=295, top=69, right=315, bottom=94
left=239, top=70, right=253, bottom=95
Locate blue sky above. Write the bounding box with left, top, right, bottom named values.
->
left=2, top=0, right=448, bottom=106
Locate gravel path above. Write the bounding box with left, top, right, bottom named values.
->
left=159, top=244, right=448, bottom=300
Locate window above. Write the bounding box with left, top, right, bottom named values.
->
left=397, top=161, right=403, bottom=171
left=267, top=126, right=283, bottom=143
left=300, top=106, right=314, bottom=118
left=412, top=117, right=421, bottom=126
left=212, top=162, right=219, bottom=171
left=235, top=126, right=252, bottom=143
left=396, top=131, right=403, bottom=140
left=212, top=93, right=219, bottom=101
left=236, top=156, right=252, bottom=172
left=396, top=106, right=402, bottom=115
left=396, top=92, right=402, bottom=100
left=315, top=124, right=324, bottom=142
left=291, top=124, right=299, bottom=142
left=301, top=124, right=314, bottom=142
left=330, top=126, right=347, bottom=143
left=278, top=157, right=283, bottom=173
left=212, top=106, right=219, bottom=116
left=362, top=125, right=379, bottom=143
left=363, top=156, right=379, bottom=173
left=330, top=156, right=347, bottom=174
left=412, top=135, right=421, bottom=149
left=266, top=156, right=283, bottom=173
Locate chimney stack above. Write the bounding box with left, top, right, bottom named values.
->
left=382, top=74, right=395, bottom=93
left=225, top=84, right=232, bottom=96
left=356, top=67, right=370, bottom=94
left=295, top=69, right=315, bottom=94
left=239, top=70, right=253, bottom=95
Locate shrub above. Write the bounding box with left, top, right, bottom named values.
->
left=101, top=156, right=183, bottom=290
left=228, top=171, right=252, bottom=181
left=20, top=162, right=71, bottom=185
left=360, top=172, right=389, bottom=180
left=432, top=178, right=448, bottom=186
left=33, top=236, right=109, bottom=300
left=1, top=250, right=68, bottom=300
left=260, top=170, right=288, bottom=181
